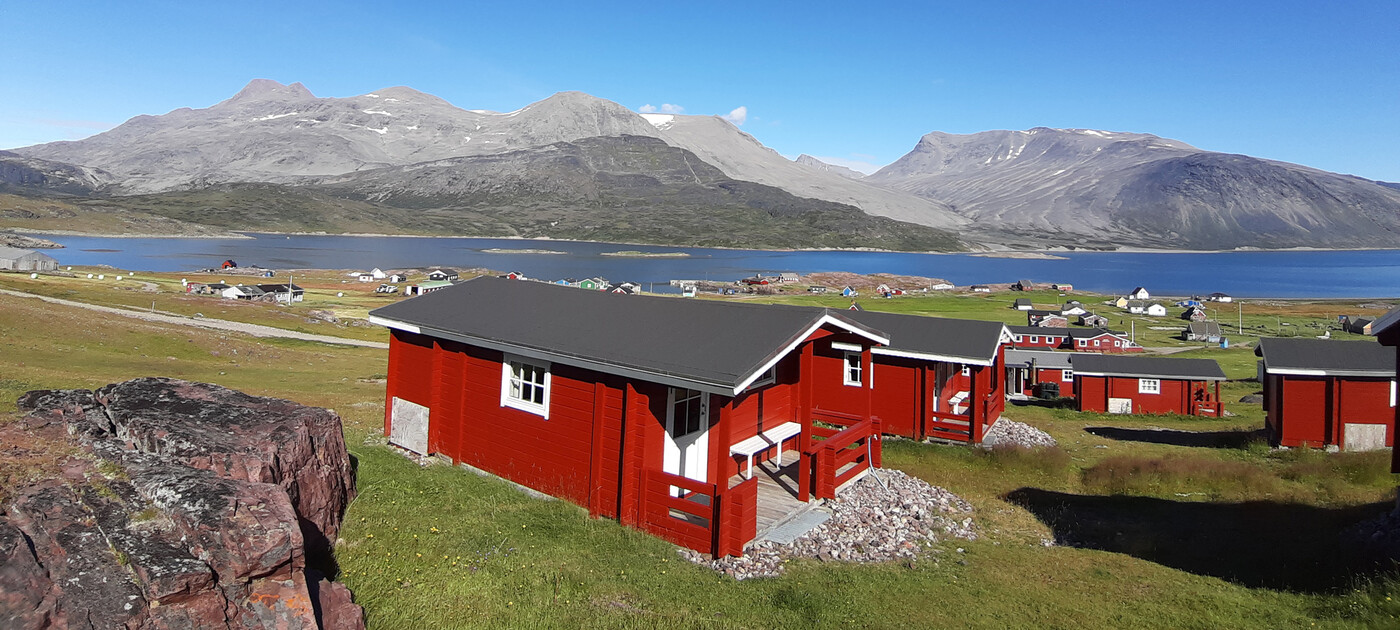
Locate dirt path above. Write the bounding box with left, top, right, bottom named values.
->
left=0, top=288, right=388, bottom=349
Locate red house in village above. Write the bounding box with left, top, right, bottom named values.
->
left=1004, top=349, right=1096, bottom=398
left=1255, top=338, right=1395, bottom=451
left=1369, top=308, right=1400, bottom=472
left=1008, top=326, right=1140, bottom=353
left=1072, top=354, right=1226, bottom=416
left=368, top=277, right=892, bottom=558
left=842, top=311, right=1011, bottom=443
left=1008, top=326, right=1069, bottom=350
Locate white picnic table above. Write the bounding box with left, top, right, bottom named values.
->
left=728, top=421, right=802, bottom=479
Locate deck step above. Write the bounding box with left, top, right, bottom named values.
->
left=757, top=506, right=832, bottom=545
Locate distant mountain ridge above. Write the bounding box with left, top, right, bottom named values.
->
left=9, top=80, right=1400, bottom=250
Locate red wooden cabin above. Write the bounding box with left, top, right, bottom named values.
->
left=1004, top=349, right=1094, bottom=398
left=1065, top=329, right=1143, bottom=353
left=1369, top=307, right=1400, bottom=472
left=1008, top=326, right=1069, bottom=350
left=842, top=311, right=1011, bottom=443
left=1072, top=354, right=1226, bottom=416
left=368, top=277, right=890, bottom=558
left=1256, top=338, right=1395, bottom=451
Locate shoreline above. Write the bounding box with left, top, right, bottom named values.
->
left=19, top=228, right=1400, bottom=255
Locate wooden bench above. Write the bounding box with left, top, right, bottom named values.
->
left=729, top=421, right=802, bottom=479
left=947, top=391, right=971, bottom=414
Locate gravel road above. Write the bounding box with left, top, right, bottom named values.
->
left=0, top=288, right=387, bottom=349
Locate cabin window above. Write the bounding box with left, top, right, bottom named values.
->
left=1094, top=340, right=1101, bottom=347
left=1062, top=369, right=1073, bottom=382
left=1392, top=380, right=1396, bottom=407
left=747, top=366, right=777, bottom=390
left=1014, top=335, right=1023, bottom=342
left=1030, top=336, right=1039, bottom=343
left=1114, top=340, right=1121, bottom=347
left=1138, top=378, right=1160, bottom=394
left=961, top=365, right=971, bottom=377
left=501, top=355, right=551, bottom=418
left=843, top=351, right=863, bottom=386
left=671, top=388, right=706, bottom=437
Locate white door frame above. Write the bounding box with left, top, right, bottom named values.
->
left=663, top=388, right=710, bottom=493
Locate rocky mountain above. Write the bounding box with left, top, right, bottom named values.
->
left=868, top=128, right=1400, bottom=249
left=795, top=154, right=866, bottom=180
left=0, top=150, right=112, bottom=195
left=642, top=113, right=967, bottom=230
left=15, top=81, right=662, bottom=194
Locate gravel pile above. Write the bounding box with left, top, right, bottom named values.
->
left=980, top=419, right=1057, bottom=448
left=683, top=469, right=975, bottom=579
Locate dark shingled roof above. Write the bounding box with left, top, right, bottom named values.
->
left=841, top=310, right=1006, bottom=364
left=1004, top=350, right=1080, bottom=369
left=368, top=276, right=887, bottom=394
left=1255, top=337, right=1395, bottom=377
left=1373, top=306, right=1400, bottom=339
left=1070, top=354, right=1226, bottom=381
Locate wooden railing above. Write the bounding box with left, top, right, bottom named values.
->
left=923, top=409, right=972, bottom=442
left=639, top=468, right=756, bottom=557
left=806, top=417, right=876, bottom=500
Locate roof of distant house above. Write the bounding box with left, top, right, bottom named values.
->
left=842, top=310, right=1008, bottom=365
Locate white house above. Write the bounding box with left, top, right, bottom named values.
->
left=371, top=268, right=387, bottom=279
left=1129, top=287, right=1151, bottom=300
left=1145, top=303, right=1168, bottom=317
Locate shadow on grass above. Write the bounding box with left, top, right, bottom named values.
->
left=1084, top=426, right=1267, bottom=449
left=1009, top=397, right=1077, bottom=410
left=1005, top=487, right=1390, bottom=592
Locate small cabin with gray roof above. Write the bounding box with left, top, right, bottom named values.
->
left=367, top=276, right=892, bottom=558
left=1256, top=337, right=1395, bottom=451
left=1072, top=355, right=1225, bottom=416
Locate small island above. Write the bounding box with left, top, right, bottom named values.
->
left=600, top=250, right=690, bottom=258
left=969, top=252, right=1069, bottom=260
left=481, top=248, right=567, bottom=255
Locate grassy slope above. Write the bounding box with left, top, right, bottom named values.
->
left=3, top=285, right=1400, bottom=628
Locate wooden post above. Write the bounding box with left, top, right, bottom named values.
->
left=863, top=346, right=877, bottom=453
left=588, top=380, right=607, bottom=518
left=970, top=365, right=983, bottom=443
left=918, top=364, right=929, bottom=440
left=798, top=342, right=814, bottom=502
left=619, top=382, right=640, bottom=527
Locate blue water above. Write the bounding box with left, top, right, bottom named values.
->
left=42, top=233, right=1400, bottom=298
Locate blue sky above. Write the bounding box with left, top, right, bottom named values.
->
left=2, top=1, right=1396, bottom=179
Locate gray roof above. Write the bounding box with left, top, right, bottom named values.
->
left=1187, top=321, right=1222, bottom=334
left=841, top=310, right=1007, bottom=365
left=1004, top=350, right=1083, bottom=369
left=368, top=276, right=888, bottom=395
left=1373, top=306, right=1400, bottom=339
left=1071, top=355, right=1227, bottom=381
left=1255, top=337, right=1395, bottom=377
left=1013, top=298, right=1032, bottom=306
left=0, top=247, right=57, bottom=261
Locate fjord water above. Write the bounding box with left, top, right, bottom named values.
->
left=45, top=233, right=1400, bottom=298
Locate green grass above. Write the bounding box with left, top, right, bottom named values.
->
left=6, top=287, right=1400, bottom=627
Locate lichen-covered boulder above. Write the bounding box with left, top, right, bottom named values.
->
left=1, top=379, right=363, bottom=630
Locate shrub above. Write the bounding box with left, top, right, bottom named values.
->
left=1082, top=454, right=1280, bottom=500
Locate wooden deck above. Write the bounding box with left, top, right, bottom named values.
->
left=729, top=450, right=814, bottom=539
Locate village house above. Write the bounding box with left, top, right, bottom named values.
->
left=370, top=268, right=387, bottom=280
left=970, top=285, right=991, bottom=293
left=1078, top=313, right=1108, bottom=328
left=841, top=286, right=859, bottom=297
left=1144, top=303, right=1168, bottom=317
left=221, top=284, right=266, bottom=300
left=1183, top=321, right=1224, bottom=342
left=1027, top=310, right=1068, bottom=327
left=1181, top=306, right=1208, bottom=322
left=807, top=285, right=828, bottom=294
left=841, top=310, right=1010, bottom=444
left=1007, top=326, right=1070, bottom=350
left=1113, top=296, right=1131, bottom=309
left=426, top=269, right=460, bottom=282
left=406, top=280, right=453, bottom=296
left=1125, top=300, right=1146, bottom=314
left=255, top=283, right=304, bottom=303
left=1060, top=302, right=1088, bottom=317
left=1129, top=287, right=1151, bottom=300
left=1256, top=338, right=1395, bottom=451
left=1012, top=279, right=1036, bottom=291
left=929, top=282, right=954, bottom=291
left=387, top=273, right=407, bottom=283
left=779, top=272, right=800, bottom=283
left=1052, top=283, right=1073, bottom=292
left=1013, top=298, right=1033, bottom=311
left=1072, top=355, right=1225, bottom=416
left=1065, top=328, right=1143, bottom=353
left=1208, top=292, right=1233, bottom=303
left=0, top=247, right=59, bottom=271
left=1004, top=349, right=1094, bottom=398
left=1343, top=316, right=1376, bottom=335
left=579, top=277, right=606, bottom=291
left=368, top=276, right=891, bottom=557
left=356, top=272, right=375, bottom=283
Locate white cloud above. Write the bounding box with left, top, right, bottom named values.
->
left=721, top=106, right=748, bottom=126
left=638, top=104, right=657, bottom=113
left=659, top=103, right=684, bottom=114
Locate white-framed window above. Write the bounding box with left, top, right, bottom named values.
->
left=1094, top=340, right=1101, bottom=347
left=1062, top=369, right=1073, bottom=382
left=843, top=351, right=863, bottom=386
left=961, top=365, right=972, bottom=377
left=1030, top=335, right=1039, bottom=343
left=670, top=388, right=706, bottom=437
left=747, top=366, right=777, bottom=391
left=1138, top=378, right=1160, bottom=394
left=501, top=355, right=551, bottom=418
left=1014, top=335, right=1023, bottom=342
left=1114, top=340, right=1121, bottom=347
left=1391, top=380, right=1396, bottom=407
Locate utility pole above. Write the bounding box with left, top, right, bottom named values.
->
left=1238, top=301, right=1243, bottom=334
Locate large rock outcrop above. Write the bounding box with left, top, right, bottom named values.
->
left=2, top=378, right=361, bottom=630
